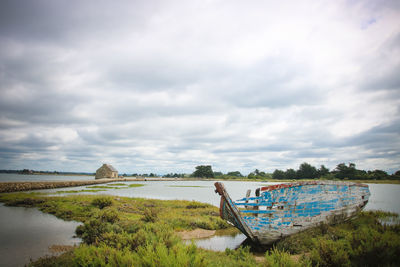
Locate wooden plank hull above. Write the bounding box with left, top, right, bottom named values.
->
left=215, top=181, right=370, bottom=245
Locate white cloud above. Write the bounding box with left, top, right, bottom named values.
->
left=0, top=0, right=399, bottom=173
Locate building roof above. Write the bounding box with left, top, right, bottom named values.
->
left=103, top=164, right=117, bottom=172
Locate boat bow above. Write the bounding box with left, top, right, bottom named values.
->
left=214, top=182, right=257, bottom=242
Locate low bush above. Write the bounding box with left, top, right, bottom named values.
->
left=224, top=247, right=257, bottom=267
left=98, top=209, right=120, bottom=223
left=309, top=238, right=351, bottom=267
left=264, top=247, right=310, bottom=267
left=142, top=208, right=158, bottom=223
left=91, top=197, right=113, bottom=209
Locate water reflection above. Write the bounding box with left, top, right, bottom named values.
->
left=0, top=204, right=81, bottom=267
left=187, top=231, right=247, bottom=251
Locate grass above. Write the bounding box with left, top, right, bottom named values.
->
left=87, top=184, right=145, bottom=190
left=53, top=189, right=106, bottom=194
left=0, top=192, right=399, bottom=266
left=87, top=185, right=121, bottom=189
left=128, top=184, right=145, bottom=188
left=0, top=193, right=229, bottom=231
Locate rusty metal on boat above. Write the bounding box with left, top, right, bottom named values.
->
left=214, top=181, right=370, bottom=245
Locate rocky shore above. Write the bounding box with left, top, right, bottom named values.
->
left=0, top=177, right=187, bottom=193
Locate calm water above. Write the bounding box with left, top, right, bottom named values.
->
left=0, top=173, right=94, bottom=182
left=46, top=180, right=278, bottom=207
left=0, top=204, right=81, bottom=267
left=1, top=176, right=400, bottom=262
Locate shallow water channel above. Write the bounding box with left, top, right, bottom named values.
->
left=1, top=179, right=400, bottom=265
left=0, top=203, right=81, bottom=267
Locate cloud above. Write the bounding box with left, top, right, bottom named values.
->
left=0, top=0, right=399, bottom=174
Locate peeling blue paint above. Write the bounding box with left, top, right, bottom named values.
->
left=233, top=182, right=370, bottom=233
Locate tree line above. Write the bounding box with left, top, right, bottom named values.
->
left=189, top=163, right=400, bottom=180
left=272, top=162, right=400, bottom=180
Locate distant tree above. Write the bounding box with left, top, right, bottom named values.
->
left=192, top=165, right=214, bottom=178
left=297, top=162, right=318, bottom=179
left=213, top=171, right=223, bottom=177
left=20, top=169, right=32, bottom=174
left=368, top=169, right=389, bottom=180
left=392, top=170, right=400, bottom=180
left=334, top=163, right=357, bottom=179
left=317, top=165, right=330, bottom=177
left=227, top=171, right=243, bottom=177
left=247, top=169, right=270, bottom=180
left=272, top=169, right=286, bottom=179
left=285, top=168, right=297, bottom=179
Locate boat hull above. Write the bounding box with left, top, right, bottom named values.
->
left=215, top=181, right=370, bottom=244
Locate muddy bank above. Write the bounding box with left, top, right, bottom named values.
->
left=177, top=228, right=216, bottom=240
left=0, top=179, right=122, bottom=193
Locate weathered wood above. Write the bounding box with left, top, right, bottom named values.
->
left=244, top=189, right=251, bottom=209
left=215, top=181, right=370, bottom=245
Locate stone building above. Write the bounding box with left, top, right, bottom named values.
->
left=95, top=164, right=118, bottom=179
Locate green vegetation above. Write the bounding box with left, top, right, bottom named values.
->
left=271, top=162, right=400, bottom=181
left=53, top=189, right=106, bottom=194
left=275, top=211, right=400, bottom=266
left=87, top=185, right=121, bottom=189
left=128, top=184, right=145, bottom=188
left=87, top=184, right=144, bottom=190
left=192, top=165, right=215, bottom=178
left=188, top=163, right=399, bottom=182
left=91, top=196, right=113, bottom=209
left=0, top=192, right=398, bottom=266
left=163, top=173, right=186, bottom=178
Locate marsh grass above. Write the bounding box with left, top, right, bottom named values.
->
left=275, top=211, right=400, bottom=266
left=87, top=184, right=144, bottom=190
left=128, top=184, right=145, bottom=188
left=87, top=185, right=121, bottom=189
left=1, top=192, right=399, bottom=266
left=53, top=189, right=106, bottom=194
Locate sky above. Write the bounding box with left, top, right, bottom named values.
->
left=0, top=0, right=399, bottom=175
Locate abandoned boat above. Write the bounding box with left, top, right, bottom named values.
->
left=214, top=181, right=370, bottom=245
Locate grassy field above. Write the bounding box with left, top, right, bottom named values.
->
left=0, top=192, right=399, bottom=266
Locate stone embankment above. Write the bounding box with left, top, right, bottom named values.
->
left=0, top=177, right=186, bottom=193
left=0, top=179, right=121, bottom=193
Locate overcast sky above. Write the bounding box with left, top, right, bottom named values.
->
left=0, top=0, right=399, bottom=174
